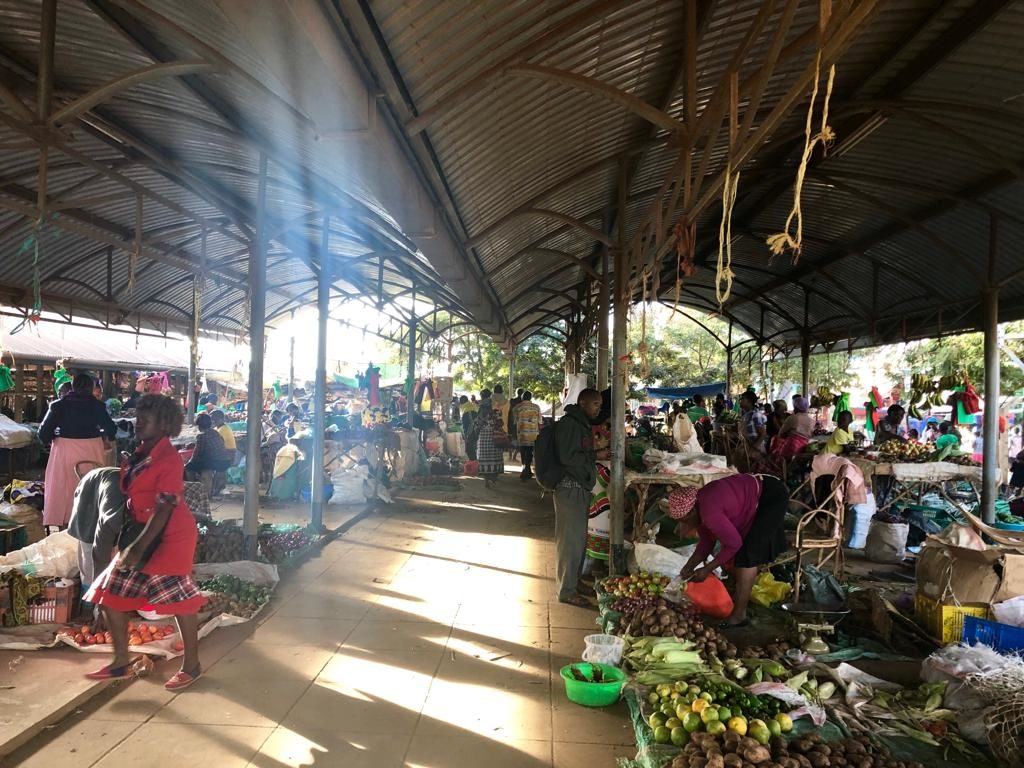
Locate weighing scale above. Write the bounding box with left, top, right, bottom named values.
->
left=781, top=601, right=850, bottom=654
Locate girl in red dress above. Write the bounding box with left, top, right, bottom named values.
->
left=84, top=394, right=204, bottom=690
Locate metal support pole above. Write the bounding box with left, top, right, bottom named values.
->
left=508, top=347, right=517, bottom=396
left=288, top=332, right=295, bottom=404
left=186, top=276, right=200, bottom=425
left=243, top=153, right=268, bottom=556
left=597, top=245, right=610, bottom=390
left=609, top=162, right=628, bottom=576
left=311, top=217, right=330, bottom=532
left=725, top=321, right=734, bottom=396
left=406, top=318, right=417, bottom=428
left=981, top=216, right=1000, bottom=524
left=800, top=337, right=811, bottom=396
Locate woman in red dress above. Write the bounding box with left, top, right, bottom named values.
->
left=84, top=394, right=204, bottom=690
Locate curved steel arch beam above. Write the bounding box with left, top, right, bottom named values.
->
left=656, top=303, right=728, bottom=348
left=505, top=64, right=688, bottom=137
left=492, top=248, right=599, bottom=280
left=466, top=208, right=612, bottom=250
left=50, top=61, right=213, bottom=125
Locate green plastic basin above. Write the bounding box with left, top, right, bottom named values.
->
left=559, top=662, right=625, bottom=707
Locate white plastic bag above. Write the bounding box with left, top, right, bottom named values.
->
left=993, top=595, right=1024, bottom=628
left=0, top=530, right=80, bottom=577
left=864, top=520, right=908, bottom=563
left=847, top=491, right=875, bottom=549
left=634, top=542, right=688, bottom=577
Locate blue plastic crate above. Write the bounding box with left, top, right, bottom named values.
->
left=962, top=615, right=1024, bottom=653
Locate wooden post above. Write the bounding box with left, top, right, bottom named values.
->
left=609, top=163, right=629, bottom=575
left=187, top=275, right=200, bottom=425
left=13, top=366, right=24, bottom=421
left=597, top=245, right=610, bottom=390
left=981, top=215, right=1000, bottom=524
left=801, top=289, right=811, bottom=396
left=35, top=364, right=44, bottom=420
left=311, top=215, right=330, bottom=532
left=726, top=321, right=734, bottom=396
left=508, top=347, right=517, bottom=399
left=243, top=153, right=269, bottom=557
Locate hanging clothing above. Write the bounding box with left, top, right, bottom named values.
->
left=809, top=453, right=867, bottom=508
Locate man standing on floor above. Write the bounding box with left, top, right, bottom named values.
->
left=513, top=391, right=542, bottom=481
left=553, top=388, right=606, bottom=607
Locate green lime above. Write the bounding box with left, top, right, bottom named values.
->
left=671, top=726, right=687, bottom=746
left=767, top=719, right=782, bottom=738
left=700, top=707, right=720, bottom=725
left=717, top=706, right=732, bottom=722
left=653, top=726, right=672, bottom=744
left=706, top=720, right=727, bottom=736
left=683, top=712, right=702, bottom=732
left=661, top=702, right=676, bottom=716
left=665, top=718, right=682, bottom=730
left=648, top=712, right=666, bottom=730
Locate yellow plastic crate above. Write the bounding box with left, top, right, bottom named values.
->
left=915, top=594, right=990, bottom=644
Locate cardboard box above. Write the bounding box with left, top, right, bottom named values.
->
left=916, top=541, right=1024, bottom=606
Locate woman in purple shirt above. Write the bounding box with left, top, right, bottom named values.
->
left=672, top=473, right=789, bottom=627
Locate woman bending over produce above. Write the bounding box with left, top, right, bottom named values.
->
left=672, top=473, right=789, bottom=627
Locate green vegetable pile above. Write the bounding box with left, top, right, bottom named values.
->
left=199, top=574, right=272, bottom=618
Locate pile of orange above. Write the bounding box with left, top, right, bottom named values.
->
left=127, top=622, right=176, bottom=646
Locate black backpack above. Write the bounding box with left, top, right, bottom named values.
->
left=533, top=421, right=564, bottom=491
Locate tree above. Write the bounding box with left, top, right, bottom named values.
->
left=629, top=306, right=730, bottom=387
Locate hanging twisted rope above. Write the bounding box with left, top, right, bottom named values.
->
left=716, top=165, right=741, bottom=307
left=766, top=51, right=837, bottom=263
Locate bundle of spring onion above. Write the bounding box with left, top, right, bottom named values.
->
left=623, top=636, right=707, bottom=685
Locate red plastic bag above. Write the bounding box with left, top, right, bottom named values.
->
left=463, top=460, right=479, bottom=476
left=685, top=574, right=734, bottom=619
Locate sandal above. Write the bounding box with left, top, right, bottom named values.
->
left=164, top=667, right=202, bottom=691
left=558, top=593, right=592, bottom=608
left=85, top=664, right=133, bottom=681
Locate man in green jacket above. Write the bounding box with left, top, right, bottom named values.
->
left=553, top=388, right=605, bottom=606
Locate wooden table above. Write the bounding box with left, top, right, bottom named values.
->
left=848, top=455, right=981, bottom=513
left=625, top=468, right=734, bottom=536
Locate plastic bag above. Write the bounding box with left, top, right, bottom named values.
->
left=633, top=542, right=687, bottom=577
left=865, top=520, right=908, bottom=563
left=847, top=491, right=875, bottom=549
left=0, top=530, right=79, bottom=577
left=751, top=571, right=791, bottom=608
left=685, top=574, right=733, bottom=619
left=994, top=595, right=1024, bottom=629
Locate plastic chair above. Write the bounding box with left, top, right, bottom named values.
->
left=789, top=485, right=845, bottom=602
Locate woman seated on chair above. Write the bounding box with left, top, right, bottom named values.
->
left=823, top=410, right=855, bottom=454
left=184, top=413, right=232, bottom=496
left=671, top=473, right=790, bottom=627
left=770, top=395, right=813, bottom=463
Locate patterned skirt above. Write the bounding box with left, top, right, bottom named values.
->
left=476, top=423, right=505, bottom=476
left=85, top=560, right=205, bottom=615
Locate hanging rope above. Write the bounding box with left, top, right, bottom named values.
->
left=8, top=215, right=61, bottom=334
left=766, top=52, right=837, bottom=263
left=716, top=165, right=740, bottom=307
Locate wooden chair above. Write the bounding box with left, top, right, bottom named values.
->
left=789, top=484, right=845, bottom=602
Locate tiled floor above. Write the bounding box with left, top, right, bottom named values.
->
left=7, top=475, right=634, bottom=767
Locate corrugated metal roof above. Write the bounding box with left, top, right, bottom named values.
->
left=0, top=0, right=1021, bottom=356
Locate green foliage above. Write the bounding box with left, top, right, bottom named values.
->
left=896, top=323, right=1024, bottom=396
left=629, top=307, right=730, bottom=387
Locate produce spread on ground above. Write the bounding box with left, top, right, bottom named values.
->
left=558, top=568, right=1024, bottom=768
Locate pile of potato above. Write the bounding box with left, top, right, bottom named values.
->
left=615, top=598, right=738, bottom=660
left=666, top=731, right=924, bottom=768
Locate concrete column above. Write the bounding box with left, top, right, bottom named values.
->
left=187, top=276, right=200, bottom=425
left=406, top=318, right=417, bottom=429
left=243, top=153, right=269, bottom=556
left=311, top=216, right=330, bottom=532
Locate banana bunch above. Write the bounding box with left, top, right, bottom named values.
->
left=815, top=387, right=834, bottom=407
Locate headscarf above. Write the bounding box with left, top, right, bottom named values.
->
left=793, top=395, right=809, bottom=413
left=667, top=486, right=699, bottom=520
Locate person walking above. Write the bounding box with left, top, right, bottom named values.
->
left=38, top=372, right=117, bottom=528
left=552, top=389, right=604, bottom=607
left=84, top=394, right=204, bottom=690
left=513, top=391, right=542, bottom=480
left=473, top=392, right=504, bottom=487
